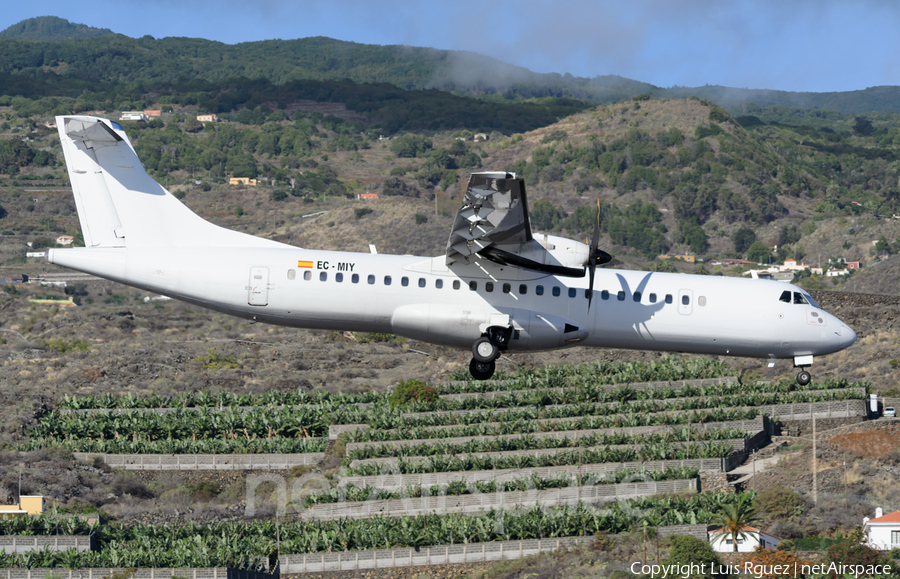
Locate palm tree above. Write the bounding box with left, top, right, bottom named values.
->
left=712, top=495, right=757, bottom=552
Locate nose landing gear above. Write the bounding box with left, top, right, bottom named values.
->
left=469, top=326, right=512, bottom=380
left=793, top=355, right=814, bottom=386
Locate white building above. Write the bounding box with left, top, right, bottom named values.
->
left=708, top=526, right=782, bottom=553
left=863, top=508, right=900, bottom=551
left=56, top=235, right=74, bottom=246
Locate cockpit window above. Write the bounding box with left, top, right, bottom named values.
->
left=793, top=292, right=808, bottom=305
left=804, top=293, right=820, bottom=308
left=779, top=290, right=791, bottom=303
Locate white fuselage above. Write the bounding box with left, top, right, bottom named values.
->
left=47, top=245, right=856, bottom=360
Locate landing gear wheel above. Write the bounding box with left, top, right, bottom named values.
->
left=472, top=336, right=499, bottom=363
left=796, top=370, right=811, bottom=386
left=470, top=358, right=496, bottom=380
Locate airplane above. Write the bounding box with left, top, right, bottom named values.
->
left=46, top=115, right=856, bottom=383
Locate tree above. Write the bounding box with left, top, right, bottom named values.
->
left=778, top=225, right=801, bottom=247
left=184, top=118, right=203, bottom=133
left=853, top=116, right=875, bottom=136
left=747, top=241, right=772, bottom=264
left=823, top=542, right=888, bottom=578
left=530, top=199, right=561, bottom=231
left=732, top=227, right=757, bottom=254
left=655, top=535, right=724, bottom=579
left=875, top=236, right=891, bottom=255
left=712, top=495, right=757, bottom=552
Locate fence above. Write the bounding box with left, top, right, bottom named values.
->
left=338, top=457, right=725, bottom=489
left=0, top=536, right=93, bottom=554
left=303, top=478, right=698, bottom=520
left=0, top=569, right=275, bottom=579
left=74, top=453, right=324, bottom=470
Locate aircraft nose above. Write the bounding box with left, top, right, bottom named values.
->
left=841, top=324, right=857, bottom=349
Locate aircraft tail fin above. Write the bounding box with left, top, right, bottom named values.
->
left=56, top=116, right=284, bottom=249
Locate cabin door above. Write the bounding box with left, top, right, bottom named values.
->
left=248, top=267, right=269, bottom=306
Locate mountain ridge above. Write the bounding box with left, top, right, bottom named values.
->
left=2, top=17, right=899, bottom=114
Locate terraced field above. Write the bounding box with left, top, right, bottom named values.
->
left=5, top=357, right=871, bottom=572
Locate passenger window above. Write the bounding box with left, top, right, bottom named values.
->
left=287, top=269, right=296, bottom=280
left=536, top=285, right=544, bottom=296
left=436, top=279, right=443, bottom=289
left=584, top=289, right=592, bottom=298
left=401, top=277, right=409, bottom=287
left=453, top=280, right=460, bottom=290
left=793, top=292, right=808, bottom=305
left=519, top=284, right=527, bottom=295
left=304, top=271, right=312, bottom=281
left=503, top=283, right=511, bottom=294
left=486, top=282, right=494, bottom=292
left=419, top=278, right=426, bottom=288
left=368, top=275, right=375, bottom=285
left=665, top=294, right=673, bottom=304
left=335, top=273, right=343, bottom=283
left=633, top=291, right=642, bottom=302
left=352, top=273, right=359, bottom=284
left=470, top=281, right=478, bottom=291
left=601, top=290, right=609, bottom=300
left=779, top=290, right=791, bottom=303
left=698, top=296, right=707, bottom=306
left=552, top=287, right=561, bottom=297
left=568, top=288, right=576, bottom=298
left=649, top=293, right=657, bottom=303
left=682, top=295, right=690, bottom=305
left=320, top=272, right=327, bottom=281
left=384, top=275, right=392, bottom=286
left=617, top=291, right=625, bottom=301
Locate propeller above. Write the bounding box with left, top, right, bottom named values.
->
left=586, top=201, right=612, bottom=311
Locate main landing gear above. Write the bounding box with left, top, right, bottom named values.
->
left=469, top=326, right=512, bottom=380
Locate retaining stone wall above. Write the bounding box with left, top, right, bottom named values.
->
left=436, top=377, right=739, bottom=402
left=348, top=438, right=748, bottom=471
left=337, top=458, right=724, bottom=489
left=0, top=569, right=275, bottom=579
left=279, top=537, right=591, bottom=573
left=303, top=479, right=697, bottom=520
left=0, top=536, right=93, bottom=554
left=75, top=453, right=325, bottom=470
left=279, top=525, right=710, bottom=574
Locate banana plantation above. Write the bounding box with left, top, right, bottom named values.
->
left=6, top=358, right=871, bottom=572
left=0, top=493, right=747, bottom=570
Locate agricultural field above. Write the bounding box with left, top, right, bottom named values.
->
left=0, top=357, right=874, bottom=573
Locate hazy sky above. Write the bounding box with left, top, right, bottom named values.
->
left=5, top=0, right=898, bottom=93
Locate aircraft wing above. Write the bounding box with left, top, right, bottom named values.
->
left=445, top=172, right=533, bottom=266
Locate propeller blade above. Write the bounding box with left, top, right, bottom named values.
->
left=587, top=200, right=601, bottom=312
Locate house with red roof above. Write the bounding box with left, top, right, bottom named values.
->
left=708, top=526, right=782, bottom=553
left=863, top=508, right=900, bottom=550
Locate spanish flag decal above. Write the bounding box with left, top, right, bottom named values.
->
left=298, top=260, right=313, bottom=268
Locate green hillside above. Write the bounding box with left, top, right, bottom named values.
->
left=0, top=16, right=113, bottom=41
left=3, top=95, right=900, bottom=275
